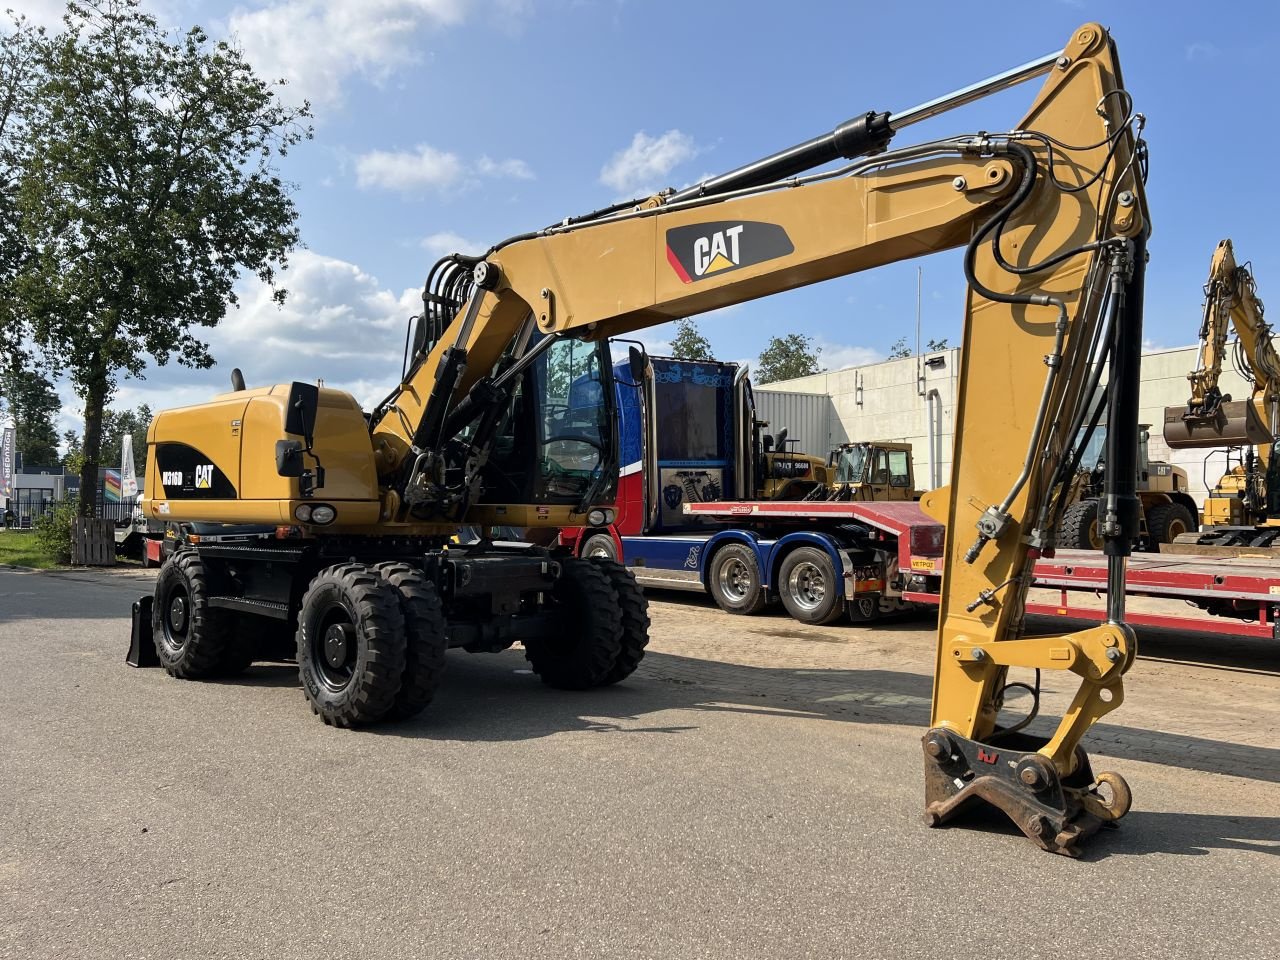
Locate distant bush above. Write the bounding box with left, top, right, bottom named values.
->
left=34, top=498, right=78, bottom=565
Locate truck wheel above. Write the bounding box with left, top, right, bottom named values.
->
left=1058, top=499, right=1102, bottom=550
left=1146, top=502, right=1195, bottom=546
left=591, top=558, right=650, bottom=684
left=707, top=542, right=767, bottom=615
left=297, top=563, right=407, bottom=727
left=524, top=559, right=622, bottom=689
left=152, top=553, right=235, bottom=678
left=374, top=562, right=448, bottom=720
left=581, top=532, right=619, bottom=561
left=778, top=546, right=844, bottom=625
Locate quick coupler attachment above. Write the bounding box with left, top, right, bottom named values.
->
left=922, top=727, right=1131, bottom=857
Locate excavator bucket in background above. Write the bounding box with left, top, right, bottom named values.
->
left=1163, top=399, right=1271, bottom=449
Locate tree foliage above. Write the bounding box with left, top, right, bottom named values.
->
left=926, top=337, right=949, bottom=352
left=755, top=334, right=821, bottom=385
left=8, top=0, right=312, bottom=513
left=669, top=318, right=713, bottom=361
left=63, top=404, right=152, bottom=475
left=888, top=337, right=912, bottom=359
left=0, top=364, right=60, bottom=466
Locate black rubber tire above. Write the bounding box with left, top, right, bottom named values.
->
left=706, top=542, right=768, bottom=615
left=1059, top=499, right=1102, bottom=550
left=591, top=558, right=650, bottom=684
left=1146, top=502, right=1195, bottom=546
left=374, top=562, right=448, bottom=720
left=297, top=563, right=407, bottom=727
left=580, top=532, right=619, bottom=561
left=152, top=552, right=236, bottom=678
left=524, top=558, right=622, bottom=689
left=777, top=546, right=844, bottom=625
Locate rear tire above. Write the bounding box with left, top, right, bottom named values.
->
left=297, top=563, right=406, bottom=727
left=778, top=546, right=844, bottom=625
left=374, top=562, right=448, bottom=720
left=152, top=552, right=236, bottom=678
left=707, top=542, right=767, bottom=615
left=1058, top=499, right=1102, bottom=550
left=592, top=558, right=650, bottom=684
left=1146, top=502, right=1195, bottom=547
left=524, top=559, right=622, bottom=689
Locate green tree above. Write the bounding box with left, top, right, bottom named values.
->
left=0, top=364, right=60, bottom=465
left=669, top=318, right=713, bottom=360
left=11, top=1, right=311, bottom=515
left=61, top=403, right=153, bottom=479
left=925, top=337, right=949, bottom=352
left=755, top=334, right=821, bottom=385
left=888, top=336, right=912, bottom=359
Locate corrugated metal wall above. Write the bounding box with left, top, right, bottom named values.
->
left=753, top=390, right=832, bottom=458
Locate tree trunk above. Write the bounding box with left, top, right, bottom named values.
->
left=78, top=374, right=109, bottom=518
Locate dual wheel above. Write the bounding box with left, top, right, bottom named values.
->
left=154, top=553, right=449, bottom=727
left=153, top=552, right=650, bottom=728
left=706, top=543, right=844, bottom=625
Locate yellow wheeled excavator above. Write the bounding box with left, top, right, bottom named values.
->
left=1164, top=239, right=1280, bottom=548
left=135, top=23, right=1148, bottom=856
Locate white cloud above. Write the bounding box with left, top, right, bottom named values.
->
left=816, top=340, right=884, bottom=372
left=1185, top=42, right=1220, bottom=62
left=226, top=0, right=472, bottom=108
left=600, top=130, right=698, bottom=195
left=421, top=231, right=486, bottom=257
left=355, top=144, right=464, bottom=191
left=355, top=144, right=533, bottom=193
left=476, top=155, right=534, bottom=180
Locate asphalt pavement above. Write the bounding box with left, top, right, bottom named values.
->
left=1, top=566, right=1277, bottom=959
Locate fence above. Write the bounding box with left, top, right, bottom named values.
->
left=3, top=493, right=141, bottom=529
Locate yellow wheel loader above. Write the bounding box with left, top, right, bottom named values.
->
left=135, top=23, right=1148, bottom=856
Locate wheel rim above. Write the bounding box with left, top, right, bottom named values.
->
left=1087, top=518, right=1102, bottom=550
left=587, top=540, right=613, bottom=559
left=717, top=557, right=752, bottom=603
left=786, top=561, right=827, bottom=613
left=1167, top=518, right=1188, bottom=540
left=163, top=587, right=191, bottom=651
left=312, top=601, right=359, bottom=692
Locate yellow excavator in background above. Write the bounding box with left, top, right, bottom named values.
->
left=136, top=24, right=1148, bottom=856
left=1164, top=239, right=1280, bottom=548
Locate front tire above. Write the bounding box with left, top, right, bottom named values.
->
left=581, top=532, right=619, bottom=561
left=297, top=563, right=406, bottom=727
left=592, top=558, right=650, bottom=684
left=374, top=562, right=448, bottom=720
left=152, top=552, right=235, bottom=678
left=707, top=542, right=767, bottom=615
left=778, top=546, right=844, bottom=625
left=524, top=559, right=622, bottom=689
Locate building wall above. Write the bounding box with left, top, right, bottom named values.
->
left=763, top=344, right=1259, bottom=507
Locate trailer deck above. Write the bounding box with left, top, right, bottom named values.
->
left=684, top=499, right=1280, bottom=639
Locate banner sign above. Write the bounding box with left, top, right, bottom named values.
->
left=121, top=434, right=138, bottom=498
left=0, top=427, right=14, bottom=501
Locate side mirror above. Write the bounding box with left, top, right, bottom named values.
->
left=284, top=381, right=320, bottom=447
left=763, top=434, right=774, bottom=453
left=410, top=314, right=428, bottom=360
left=628, top=345, right=646, bottom=383
left=276, top=439, right=305, bottom=477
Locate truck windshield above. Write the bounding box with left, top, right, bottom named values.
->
left=834, top=444, right=869, bottom=484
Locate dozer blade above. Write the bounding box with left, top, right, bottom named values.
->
left=1163, top=399, right=1272, bottom=449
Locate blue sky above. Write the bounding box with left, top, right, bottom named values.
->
left=20, top=0, right=1280, bottom=429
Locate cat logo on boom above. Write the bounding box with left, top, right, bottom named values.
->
left=665, top=220, right=794, bottom=284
